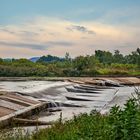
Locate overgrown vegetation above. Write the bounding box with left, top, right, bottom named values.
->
left=1, top=89, right=140, bottom=140
left=0, top=48, right=139, bottom=77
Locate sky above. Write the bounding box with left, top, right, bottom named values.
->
left=0, top=0, right=140, bottom=58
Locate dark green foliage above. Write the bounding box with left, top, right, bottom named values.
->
left=109, top=99, right=140, bottom=140
left=125, top=48, right=140, bottom=65
left=95, top=50, right=113, bottom=64
left=0, top=48, right=139, bottom=77
left=37, top=55, right=64, bottom=63
left=113, top=50, right=125, bottom=63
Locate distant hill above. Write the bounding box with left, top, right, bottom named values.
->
left=37, top=55, right=64, bottom=63
left=29, top=57, right=40, bottom=62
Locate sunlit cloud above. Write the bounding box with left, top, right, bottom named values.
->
left=0, top=16, right=139, bottom=58
left=67, top=25, right=96, bottom=35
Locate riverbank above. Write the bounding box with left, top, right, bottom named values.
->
left=0, top=76, right=139, bottom=86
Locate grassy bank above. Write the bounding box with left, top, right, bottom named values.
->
left=1, top=89, right=140, bottom=140
left=0, top=63, right=139, bottom=77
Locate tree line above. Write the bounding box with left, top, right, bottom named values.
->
left=0, top=48, right=139, bottom=77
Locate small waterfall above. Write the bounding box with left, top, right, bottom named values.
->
left=47, top=100, right=62, bottom=112
left=55, top=101, right=63, bottom=107
left=48, top=101, right=59, bottom=108
left=48, top=101, right=62, bottom=108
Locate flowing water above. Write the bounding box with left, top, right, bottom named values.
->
left=0, top=80, right=139, bottom=133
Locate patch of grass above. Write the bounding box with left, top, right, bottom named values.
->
left=97, top=68, right=129, bottom=75
left=128, top=71, right=140, bottom=76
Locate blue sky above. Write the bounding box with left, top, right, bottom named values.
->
left=0, top=0, right=140, bottom=58
left=1, top=0, right=140, bottom=24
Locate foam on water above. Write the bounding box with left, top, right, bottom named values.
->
left=0, top=81, right=138, bottom=129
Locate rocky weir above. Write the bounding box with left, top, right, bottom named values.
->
left=0, top=77, right=139, bottom=131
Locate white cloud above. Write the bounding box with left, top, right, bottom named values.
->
left=0, top=16, right=139, bottom=58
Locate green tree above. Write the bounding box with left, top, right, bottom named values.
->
left=113, top=50, right=124, bottom=63
left=95, top=50, right=113, bottom=64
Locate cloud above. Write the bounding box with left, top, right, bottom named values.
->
left=20, top=31, right=39, bottom=36
left=47, top=41, right=74, bottom=46
left=0, top=41, right=46, bottom=50
left=0, top=28, right=15, bottom=34
left=0, top=26, right=39, bottom=36
left=67, top=25, right=96, bottom=35
left=0, top=40, right=74, bottom=51
left=0, top=16, right=139, bottom=58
